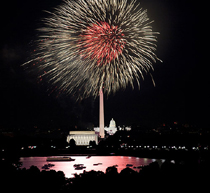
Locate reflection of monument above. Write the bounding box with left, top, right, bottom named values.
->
left=66, top=131, right=98, bottom=146
left=94, top=118, right=117, bottom=135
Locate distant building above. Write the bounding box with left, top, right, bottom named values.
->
left=125, top=127, right=131, bottom=131
left=94, top=118, right=118, bottom=135
left=106, top=118, right=117, bottom=135
left=66, top=131, right=98, bottom=146
left=119, top=126, right=131, bottom=131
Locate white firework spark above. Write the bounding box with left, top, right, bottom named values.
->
left=24, top=0, right=161, bottom=98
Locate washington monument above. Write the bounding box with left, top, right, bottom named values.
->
left=99, top=89, right=105, bottom=138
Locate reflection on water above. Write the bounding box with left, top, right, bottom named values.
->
left=20, top=156, right=155, bottom=178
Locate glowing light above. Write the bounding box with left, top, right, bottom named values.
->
left=79, top=21, right=125, bottom=65
left=23, top=0, right=161, bottom=98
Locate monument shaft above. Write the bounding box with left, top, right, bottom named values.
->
left=99, top=89, right=105, bottom=138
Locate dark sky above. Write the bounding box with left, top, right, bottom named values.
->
left=0, top=0, right=208, bottom=131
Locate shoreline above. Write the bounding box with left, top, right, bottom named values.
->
left=17, top=148, right=208, bottom=161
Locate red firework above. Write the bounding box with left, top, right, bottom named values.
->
left=79, top=21, right=125, bottom=65
left=24, top=0, right=161, bottom=98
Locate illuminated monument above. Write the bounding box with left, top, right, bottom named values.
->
left=94, top=118, right=117, bottom=136
left=99, top=89, right=105, bottom=138
left=67, top=131, right=98, bottom=146
left=66, top=90, right=104, bottom=145
left=106, top=118, right=117, bottom=135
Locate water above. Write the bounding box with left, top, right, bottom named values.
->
left=20, top=156, right=155, bottom=178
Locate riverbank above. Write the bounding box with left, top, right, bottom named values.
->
left=19, top=156, right=153, bottom=178
left=18, top=146, right=209, bottom=161
left=1, top=155, right=209, bottom=192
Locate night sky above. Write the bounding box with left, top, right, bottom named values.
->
left=0, top=0, right=208, bottom=131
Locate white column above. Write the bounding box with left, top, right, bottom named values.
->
left=99, top=89, right=105, bottom=138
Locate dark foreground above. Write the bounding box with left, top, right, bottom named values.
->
left=1, top=157, right=210, bottom=192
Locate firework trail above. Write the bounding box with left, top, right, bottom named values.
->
left=24, top=0, right=161, bottom=98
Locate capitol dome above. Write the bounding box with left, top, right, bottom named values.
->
left=109, top=118, right=116, bottom=128
left=94, top=118, right=117, bottom=136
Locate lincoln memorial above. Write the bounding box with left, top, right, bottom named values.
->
left=66, top=131, right=98, bottom=146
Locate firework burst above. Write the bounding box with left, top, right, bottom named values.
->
left=25, top=0, right=161, bottom=98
